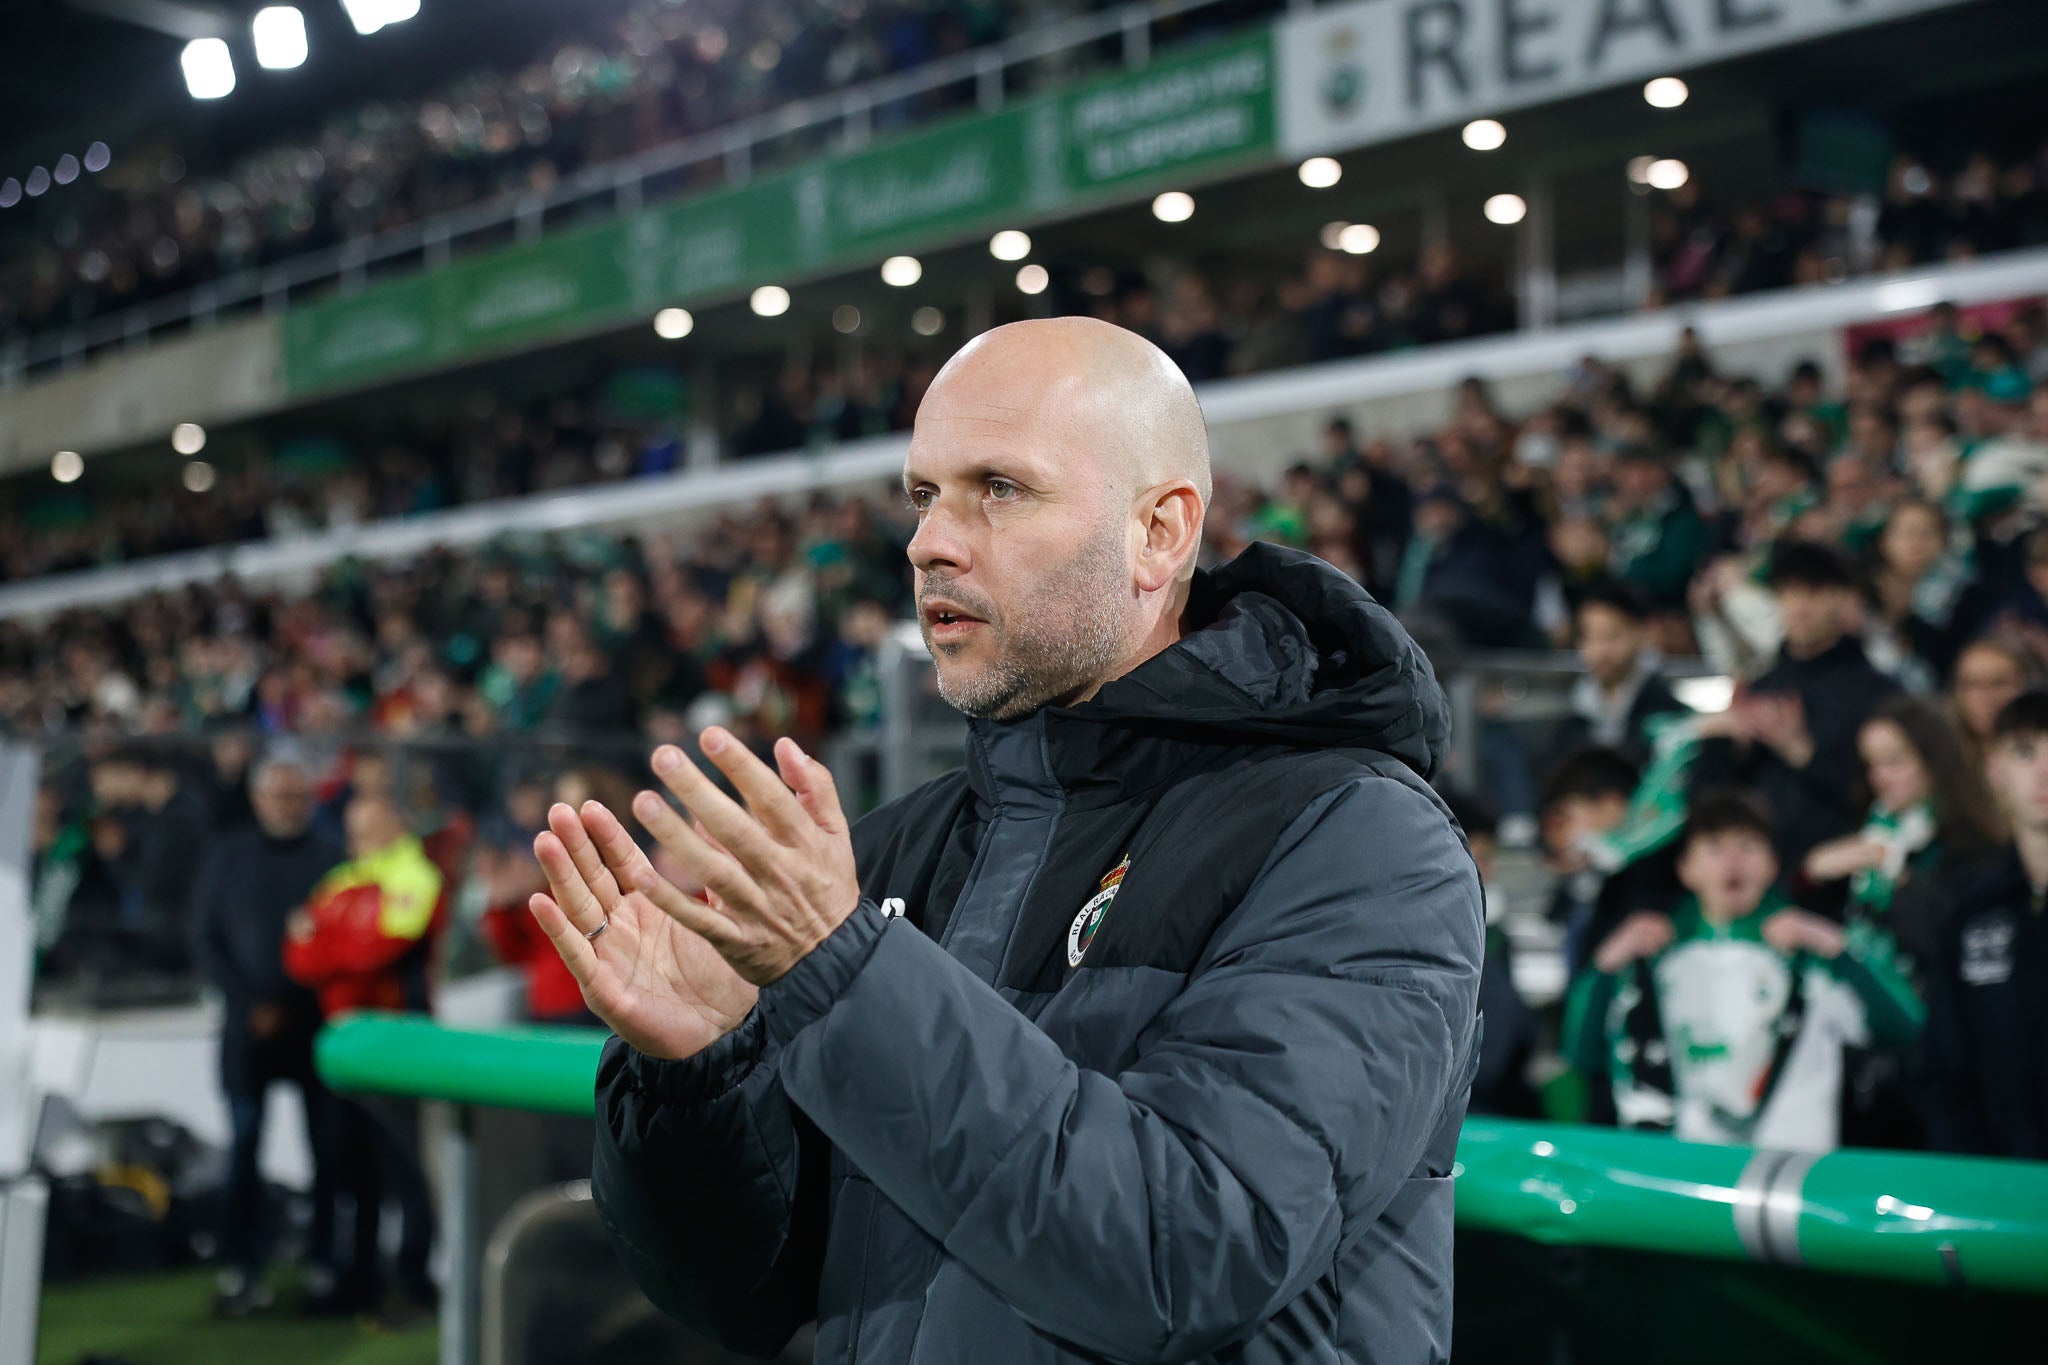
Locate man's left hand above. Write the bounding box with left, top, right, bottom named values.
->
left=594, top=727, right=861, bottom=987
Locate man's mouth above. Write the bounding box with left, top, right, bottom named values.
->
left=922, top=600, right=988, bottom=642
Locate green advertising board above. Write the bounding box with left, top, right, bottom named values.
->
left=283, top=29, right=1276, bottom=397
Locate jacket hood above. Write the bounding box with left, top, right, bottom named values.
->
left=1048, top=542, right=1451, bottom=780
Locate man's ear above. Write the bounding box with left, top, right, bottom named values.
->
left=1133, top=482, right=1205, bottom=594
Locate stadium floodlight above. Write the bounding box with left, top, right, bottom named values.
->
left=911, top=306, right=944, bottom=336
left=1646, top=158, right=1689, bottom=191
left=53, top=154, right=79, bottom=185
left=1298, top=157, right=1342, bottom=189
left=1319, top=221, right=1348, bottom=250
left=832, top=305, right=861, bottom=333
left=1338, top=223, right=1380, bottom=255
left=85, top=142, right=111, bottom=173
left=172, top=422, right=207, bottom=455
left=24, top=167, right=50, bottom=197
left=1151, top=191, right=1194, bottom=223
left=1626, top=155, right=1658, bottom=186
left=1462, top=119, right=1506, bottom=152
left=1483, top=193, right=1527, bottom=225
left=1014, top=264, right=1049, bottom=295
left=341, top=0, right=419, bottom=36
left=52, top=451, right=84, bottom=484
left=183, top=461, right=217, bottom=493
left=989, top=230, right=1031, bottom=261
left=652, top=307, right=693, bottom=339
left=0, top=179, right=20, bottom=209
left=1644, top=76, right=1689, bottom=109
left=253, top=8, right=309, bottom=70
left=881, top=255, right=923, bottom=287
left=182, top=38, right=235, bottom=99
left=750, top=285, right=790, bottom=317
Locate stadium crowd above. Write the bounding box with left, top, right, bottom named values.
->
left=10, top=291, right=2048, bottom=1314
left=2, top=0, right=1200, bottom=342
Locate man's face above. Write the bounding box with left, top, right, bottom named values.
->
left=1989, top=732, right=2048, bottom=833
left=1677, top=828, right=1779, bottom=918
left=904, top=384, right=1137, bottom=721
left=251, top=765, right=314, bottom=839
left=1775, top=583, right=1849, bottom=656
left=1577, top=603, right=1642, bottom=689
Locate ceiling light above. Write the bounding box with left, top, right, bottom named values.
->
left=1644, top=76, right=1689, bottom=109
left=24, top=167, right=49, bottom=197
left=51, top=451, right=83, bottom=484
left=652, top=307, right=693, bottom=339
left=1338, top=223, right=1381, bottom=255
left=832, top=305, right=861, bottom=333
left=0, top=180, right=18, bottom=209
left=911, top=306, right=944, bottom=336
left=181, top=38, right=236, bottom=99
left=1319, top=221, right=1348, bottom=250
left=252, top=7, right=308, bottom=70
left=1462, top=119, right=1506, bottom=152
left=750, top=285, right=790, bottom=317
left=53, top=154, right=79, bottom=185
left=84, top=142, right=111, bottom=173
left=1484, top=194, right=1527, bottom=225
left=881, top=255, right=922, bottom=287
left=1298, top=157, right=1342, bottom=189
left=1015, top=263, right=1049, bottom=295
left=171, top=422, right=206, bottom=455
left=1152, top=191, right=1194, bottom=223
left=1627, top=155, right=1658, bottom=185
left=989, top=230, right=1031, bottom=261
left=183, top=461, right=217, bottom=493
left=1646, top=158, right=1689, bottom=191
left=341, top=0, right=418, bottom=36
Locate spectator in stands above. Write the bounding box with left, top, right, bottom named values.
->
left=1948, top=634, right=2037, bottom=770
left=1539, top=747, right=1682, bottom=982
left=1449, top=790, right=1537, bottom=1118
left=1804, top=696, right=2004, bottom=972
left=1606, top=448, right=1710, bottom=612
left=1564, top=789, right=1922, bottom=1150
left=283, top=796, right=443, bottom=1315
left=1869, top=497, right=1992, bottom=682
left=1694, top=541, right=1900, bottom=869
left=79, top=744, right=211, bottom=978
left=1924, top=690, right=2048, bottom=1159
left=1549, top=579, right=1689, bottom=770
left=188, top=754, right=346, bottom=1315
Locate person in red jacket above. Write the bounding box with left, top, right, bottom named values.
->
left=284, top=795, right=441, bottom=1317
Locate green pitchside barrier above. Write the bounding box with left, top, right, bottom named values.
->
left=318, top=1013, right=2048, bottom=1296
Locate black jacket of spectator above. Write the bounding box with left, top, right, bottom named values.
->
left=1696, top=636, right=1899, bottom=874
left=190, top=825, right=345, bottom=1092
left=1922, top=851, right=2048, bottom=1159
left=1547, top=667, right=1688, bottom=775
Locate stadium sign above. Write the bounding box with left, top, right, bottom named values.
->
left=1276, top=0, right=1974, bottom=156
left=283, top=32, right=1274, bottom=398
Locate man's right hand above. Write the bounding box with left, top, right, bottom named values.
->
left=530, top=801, right=757, bottom=1061
left=1593, top=912, right=1675, bottom=974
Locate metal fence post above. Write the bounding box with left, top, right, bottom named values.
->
left=441, top=1101, right=481, bottom=1365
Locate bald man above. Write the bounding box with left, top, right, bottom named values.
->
left=537, top=319, right=1482, bottom=1363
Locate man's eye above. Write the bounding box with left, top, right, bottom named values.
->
left=907, top=488, right=934, bottom=511
left=987, top=479, right=1016, bottom=500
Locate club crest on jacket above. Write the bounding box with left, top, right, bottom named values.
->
left=1068, top=854, right=1130, bottom=967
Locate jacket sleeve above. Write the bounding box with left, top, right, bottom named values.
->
left=187, top=845, right=238, bottom=1005
left=283, top=884, right=430, bottom=983
left=760, top=774, right=1483, bottom=1364
left=590, top=1013, right=830, bottom=1357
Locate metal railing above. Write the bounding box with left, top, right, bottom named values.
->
left=2, top=0, right=1267, bottom=385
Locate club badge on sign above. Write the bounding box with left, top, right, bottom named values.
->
left=1068, top=854, right=1130, bottom=968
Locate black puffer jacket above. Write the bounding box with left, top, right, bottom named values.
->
left=595, top=543, right=1485, bottom=1363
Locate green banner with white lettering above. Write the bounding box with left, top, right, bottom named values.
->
left=283, top=30, right=1275, bottom=397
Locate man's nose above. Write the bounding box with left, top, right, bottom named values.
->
left=907, top=506, right=970, bottom=576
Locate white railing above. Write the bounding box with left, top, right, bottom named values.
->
left=3, top=245, right=2045, bottom=623
left=1, top=0, right=1259, bottom=385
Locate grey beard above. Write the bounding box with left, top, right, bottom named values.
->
left=931, top=524, right=1131, bottom=721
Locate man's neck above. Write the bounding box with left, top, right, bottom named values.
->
left=2015, top=827, right=2048, bottom=892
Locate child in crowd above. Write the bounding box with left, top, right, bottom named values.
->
left=1564, top=789, right=1922, bottom=1151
